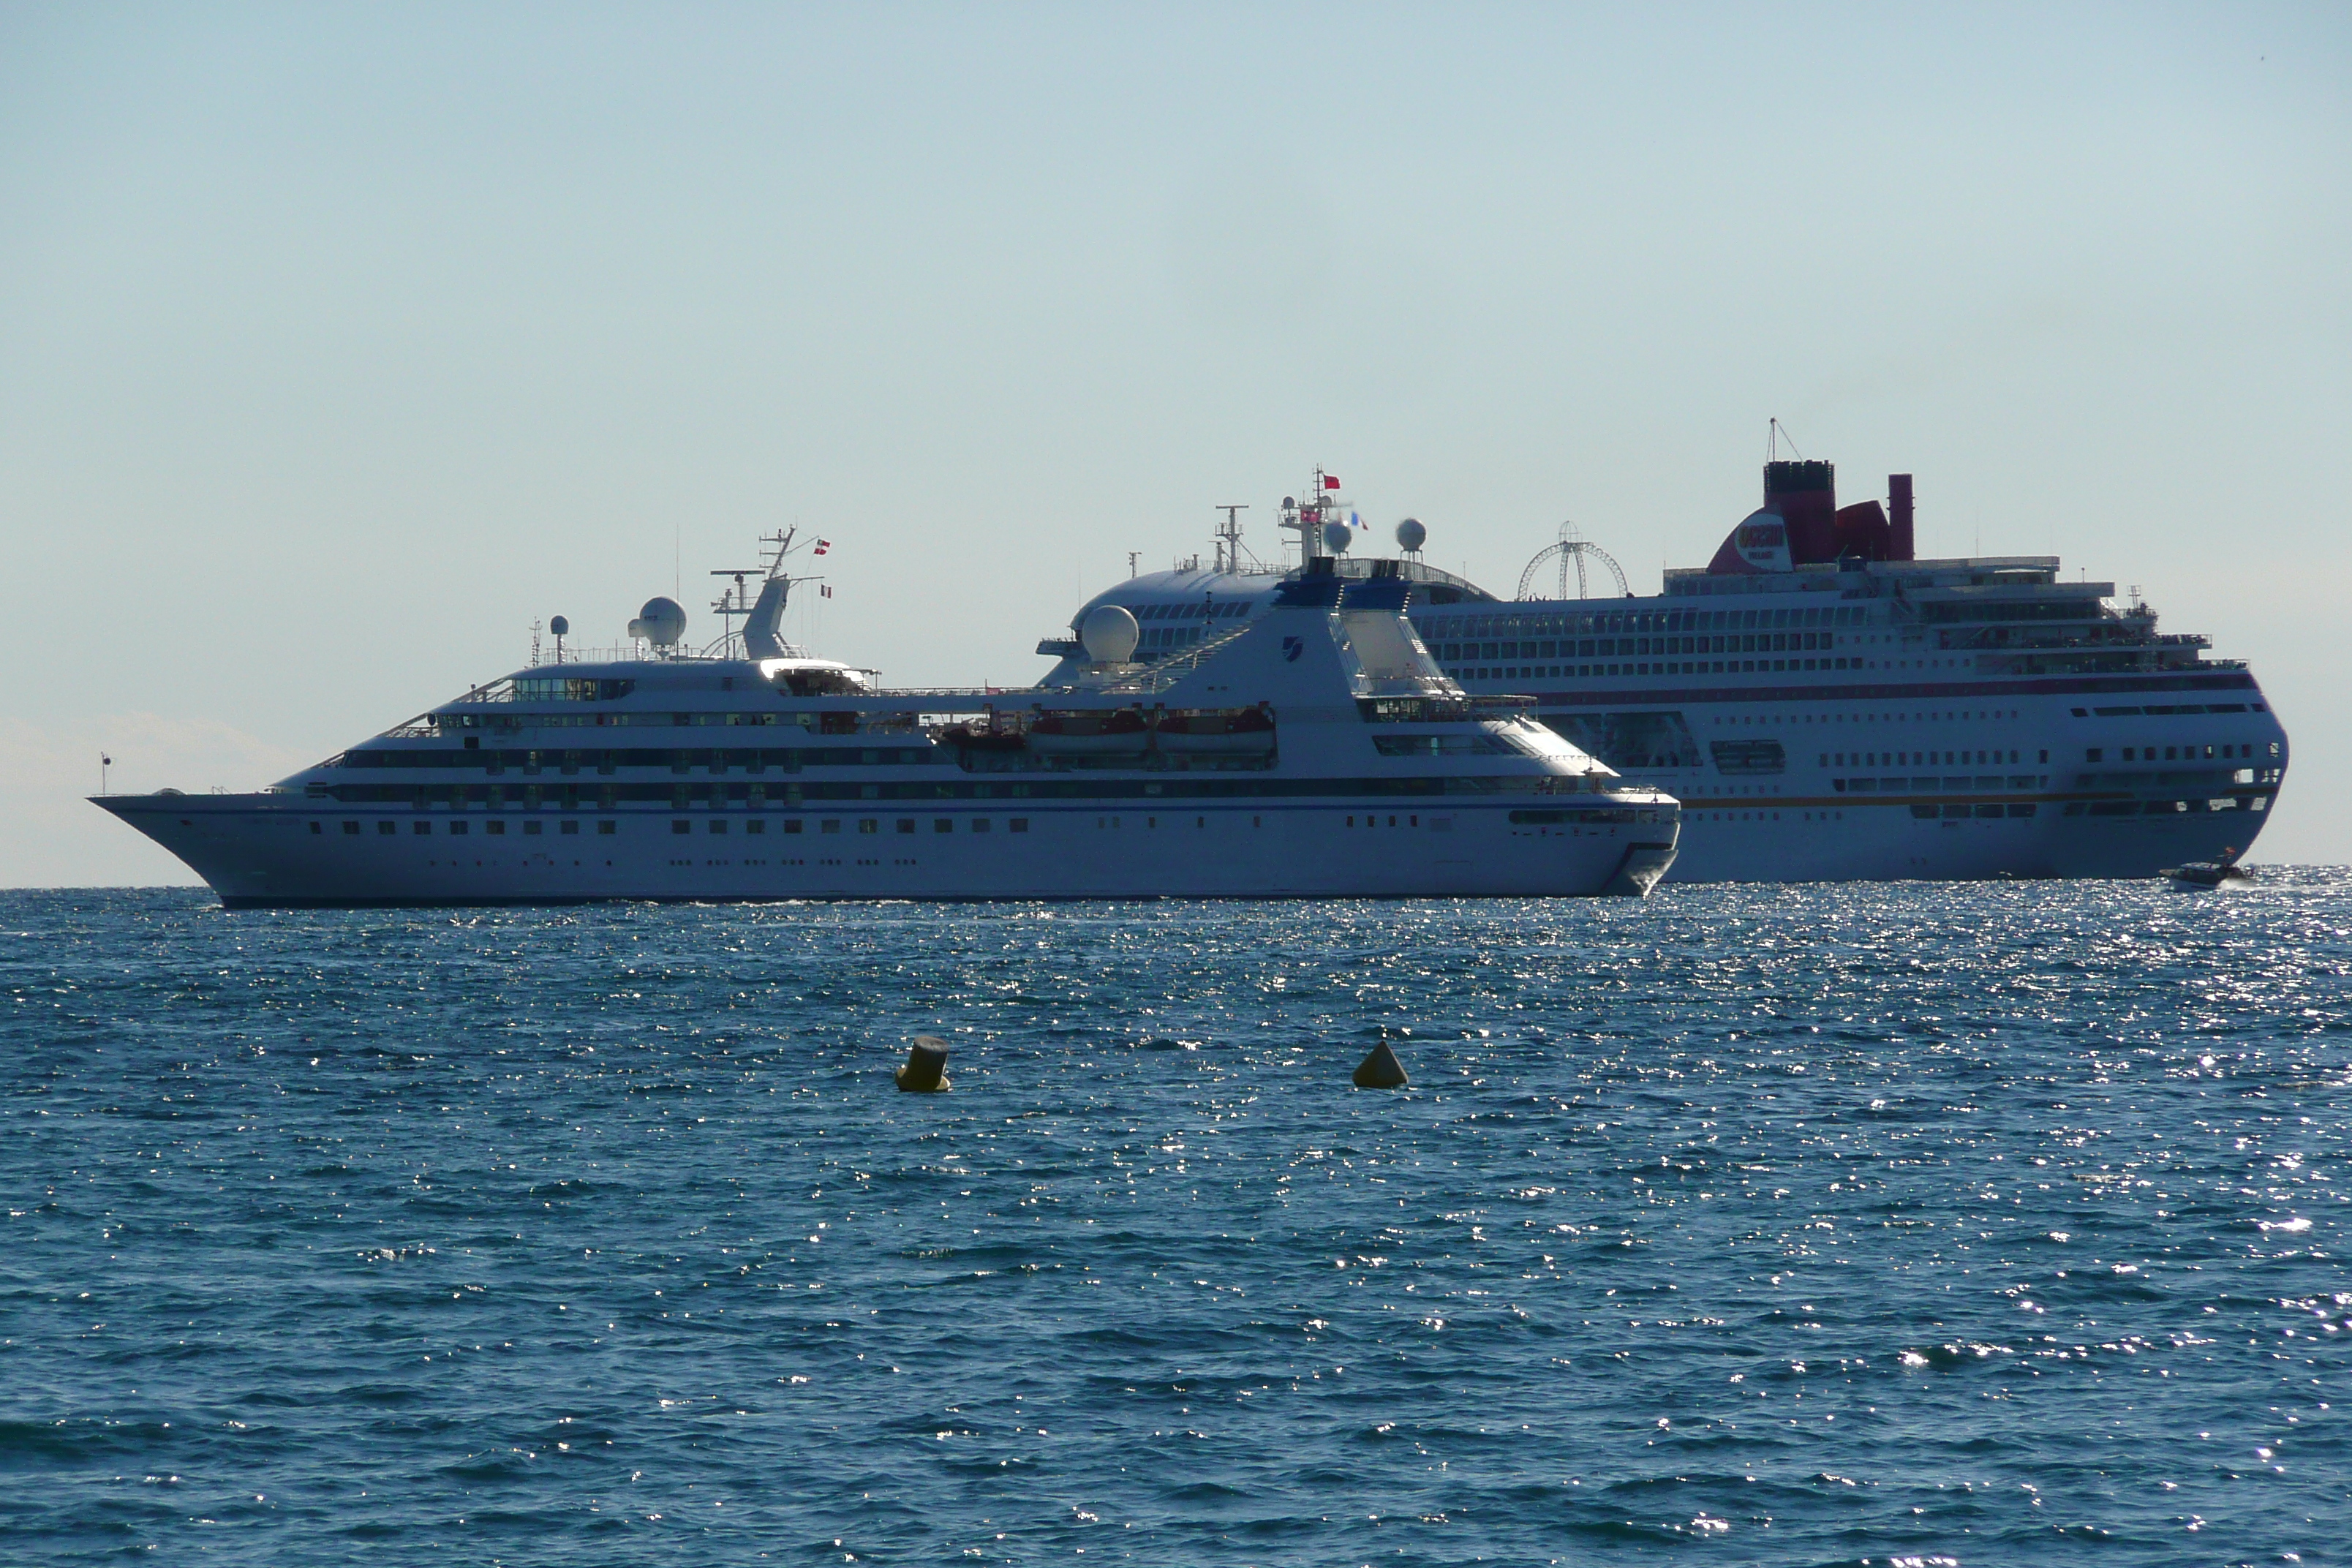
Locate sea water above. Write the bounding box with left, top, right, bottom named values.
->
left=1, top=877, right=2348, bottom=1565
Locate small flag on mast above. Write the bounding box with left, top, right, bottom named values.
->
left=821, top=584, right=832, bottom=598
left=1322, top=475, right=1341, bottom=490
left=813, top=540, right=832, bottom=556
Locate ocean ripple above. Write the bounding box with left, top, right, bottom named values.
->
left=1, top=874, right=2348, bottom=1564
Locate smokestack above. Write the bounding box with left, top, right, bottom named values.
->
left=1763, top=460, right=1838, bottom=564
left=1888, top=473, right=1914, bottom=561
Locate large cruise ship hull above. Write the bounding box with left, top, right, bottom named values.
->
left=98, top=795, right=1677, bottom=906
left=1537, top=671, right=2284, bottom=883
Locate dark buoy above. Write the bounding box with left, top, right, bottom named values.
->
left=896, top=1035, right=950, bottom=1093
left=1352, top=1042, right=1408, bottom=1089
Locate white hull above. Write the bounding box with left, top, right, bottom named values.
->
left=101, top=796, right=1675, bottom=905
left=1578, top=682, right=2283, bottom=882
left=1656, top=793, right=2270, bottom=881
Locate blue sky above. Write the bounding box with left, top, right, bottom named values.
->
left=4, top=2, right=2346, bottom=882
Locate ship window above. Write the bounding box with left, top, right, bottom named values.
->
left=783, top=819, right=802, bottom=834
left=2087, top=748, right=2103, bottom=762
left=672, top=820, right=690, bottom=834
left=1011, top=818, right=1028, bottom=832
left=933, top=818, right=953, bottom=834
left=972, top=818, right=990, bottom=832
left=377, top=820, right=396, bottom=835
left=821, top=819, right=840, bottom=833
left=598, top=819, right=617, bottom=835
left=486, top=821, right=505, bottom=836
left=858, top=818, right=878, bottom=833
left=897, top=818, right=916, bottom=834
left=524, top=821, right=542, bottom=835
left=746, top=818, right=764, bottom=834
left=342, top=820, right=361, bottom=834
left=561, top=819, right=579, bottom=834
left=413, top=821, right=430, bottom=835
left=709, top=819, right=726, bottom=834
left=449, top=820, right=468, bottom=836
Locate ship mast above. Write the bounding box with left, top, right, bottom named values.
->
left=1280, top=467, right=1343, bottom=565
left=707, top=528, right=826, bottom=660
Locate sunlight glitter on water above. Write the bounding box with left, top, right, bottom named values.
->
left=0, top=872, right=2348, bottom=1564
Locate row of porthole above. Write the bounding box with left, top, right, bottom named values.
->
left=671, top=818, right=1032, bottom=836
left=323, top=819, right=615, bottom=837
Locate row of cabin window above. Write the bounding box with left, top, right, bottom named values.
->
left=353, top=745, right=942, bottom=769
left=440, top=712, right=878, bottom=734
left=2062, top=798, right=2268, bottom=816
left=1451, top=657, right=1858, bottom=682
left=325, top=818, right=618, bottom=836
left=327, top=774, right=1586, bottom=805
left=1133, top=601, right=1250, bottom=621
left=1907, top=803, right=2043, bottom=819
left=323, top=818, right=1030, bottom=837
left=1828, top=749, right=2041, bottom=767
left=1422, top=604, right=1865, bottom=641
left=2084, top=742, right=2274, bottom=763
left=670, top=818, right=1030, bottom=836
left=1439, top=630, right=1838, bottom=662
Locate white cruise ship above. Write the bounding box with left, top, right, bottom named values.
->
left=94, top=528, right=1678, bottom=906
left=1059, top=460, right=2288, bottom=882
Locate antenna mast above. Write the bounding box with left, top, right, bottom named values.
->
left=1214, top=505, right=1248, bottom=573
left=1281, top=467, right=1341, bottom=565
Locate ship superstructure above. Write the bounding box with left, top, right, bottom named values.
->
left=1063, top=459, right=2288, bottom=882
left=95, top=525, right=1678, bottom=906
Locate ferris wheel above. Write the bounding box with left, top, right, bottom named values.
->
left=1517, top=523, right=1629, bottom=601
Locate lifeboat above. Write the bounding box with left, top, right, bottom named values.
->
left=1153, top=706, right=1277, bottom=755
left=938, top=723, right=1027, bottom=753
left=1027, top=708, right=1151, bottom=755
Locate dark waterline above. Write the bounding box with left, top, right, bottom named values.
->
left=2, top=878, right=2348, bottom=1565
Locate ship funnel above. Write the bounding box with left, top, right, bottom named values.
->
left=1764, top=460, right=1838, bottom=565
left=1888, top=474, right=1915, bottom=561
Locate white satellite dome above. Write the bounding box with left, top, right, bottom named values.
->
left=629, top=596, right=687, bottom=647
left=1395, top=517, right=1427, bottom=552
left=1079, top=603, right=1139, bottom=663
left=1322, top=521, right=1354, bottom=554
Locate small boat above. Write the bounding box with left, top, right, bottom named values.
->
left=2164, top=851, right=2254, bottom=889
left=936, top=723, right=1027, bottom=753
left=1025, top=708, right=1151, bottom=755
left=1153, top=706, right=1277, bottom=755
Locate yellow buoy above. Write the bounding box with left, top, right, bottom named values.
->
left=1352, top=1041, right=1408, bottom=1089
left=895, top=1035, right=950, bottom=1093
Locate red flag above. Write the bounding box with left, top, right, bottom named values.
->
left=1322, top=475, right=1341, bottom=490
left=821, top=584, right=833, bottom=598
left=813, top=539, right=832, bottom=555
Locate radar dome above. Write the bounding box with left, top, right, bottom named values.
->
left=1394, top=517, right=1426, bottom=552
left=629, top=596, right=686, bottom=647
left=1322, top=521, right=1354, bottom=554
left=549, top=614, right=570, bottom=637
left=1079, top=603, right=1139, bottom=664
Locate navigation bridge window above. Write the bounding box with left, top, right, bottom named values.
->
left=506, top=677, right=636, bottom=702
